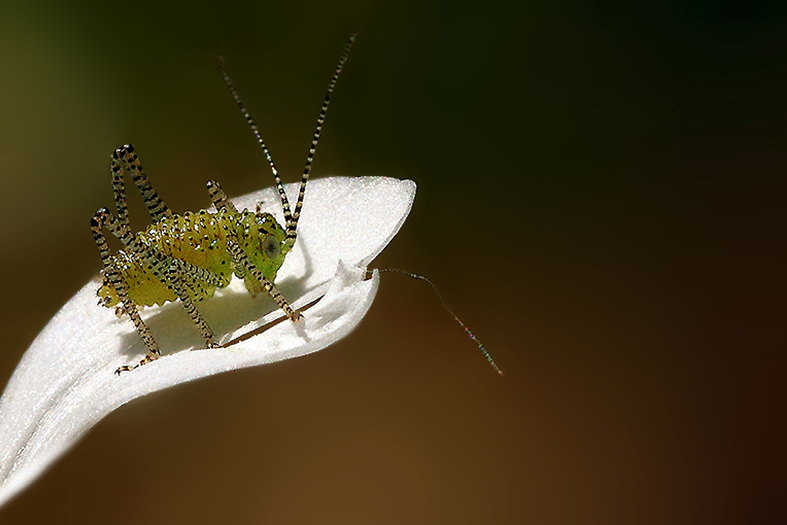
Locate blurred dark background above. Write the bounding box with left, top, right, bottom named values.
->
left=0, top=1, right=785, bottom=523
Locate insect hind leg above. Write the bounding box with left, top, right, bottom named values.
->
left=206, top=179, right=238, bottom=213
left=91, top=208, right=161, bottom=373
left=111, top=144, right=173, bottom=227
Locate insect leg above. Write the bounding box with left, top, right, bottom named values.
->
left=166, top=261, right=219, bottom=348
left=121, top=249, right=222, bottom=350
left=101, top=210, right=223, bottom=358
left=111, top=144, right=173, bottom=226
left=206, top=180, right=238, bottom=213
left=142, top=252, right=226, bottom=350
left=206, top=180, right=255, bottom=282
left=91, top=208, right=161, bottom=373
left=226, top=239, right=302, bottom=321
left=206, top=180, right=247, bottom=282
left=172, top=258, right=228, bottom=288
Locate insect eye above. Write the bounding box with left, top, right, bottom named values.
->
left=263, top=235, right=280, bottom=259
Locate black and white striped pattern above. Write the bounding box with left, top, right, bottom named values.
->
left=215, top=55, right=294, bottom=232
left=91, top=210, right=160, bottom=367
left=217, top=33, right=357, bottom=248
left=111, top=144, right=172, bottom=224
left=289, top=33, right=356, bottom=247
left=206, top=179, right=238, bottom=213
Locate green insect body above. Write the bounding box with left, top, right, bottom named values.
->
left=98, top=209, right=289, bottom=309
left=92, top=35, right=357, bottom=374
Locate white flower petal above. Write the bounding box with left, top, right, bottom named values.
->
left=0, top=176, right=415, bottom=507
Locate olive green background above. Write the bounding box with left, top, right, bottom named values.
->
left=0, top=1, right=784, bottom=523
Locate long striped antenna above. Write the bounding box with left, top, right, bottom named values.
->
left=288, top=32, right=356, bottom=248
left=376, top=268, right=504, bottom=376
left=216, top=54, right=293, bottom=230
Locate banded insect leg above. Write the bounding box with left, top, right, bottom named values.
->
left=91, top=208, right=160, bottom=373
left=110, top=143, right=173, bottom=228
left=206, top=180, right=238, bottom=213
left=208, top=180, right=299, bottom=321
left=206, top=180, right=245, bottom=282
left=226, top=239, right=301, bottom=322
left=96, top=208, right=227, bottom=371
left=122, top=248, right=224, bottom=356
left=167, top=256, right=231, bottom=348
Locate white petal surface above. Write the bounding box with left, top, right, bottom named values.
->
left=0, top=176, right=415, bottom=508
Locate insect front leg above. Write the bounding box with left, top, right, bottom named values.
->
left=206, top=180, right=246, bottom=282
left=226, top=240, right=302, bottom=322
left=91, top=208, right=161, bottom=373
left=206, top=184, right=299, bottom=321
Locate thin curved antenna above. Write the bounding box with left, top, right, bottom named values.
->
left=216, top=54, right=293, bottom=230
left=377, top=268, right=504, bottom=376
left=288, top=32, right=357, bottom=248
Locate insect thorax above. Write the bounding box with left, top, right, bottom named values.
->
left=98, top=208, right=289, bottom=308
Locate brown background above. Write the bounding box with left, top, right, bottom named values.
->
left=0, top=1, right=785, bottom=523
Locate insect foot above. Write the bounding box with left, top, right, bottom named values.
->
left=114, top=352, right=160, bottom=376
